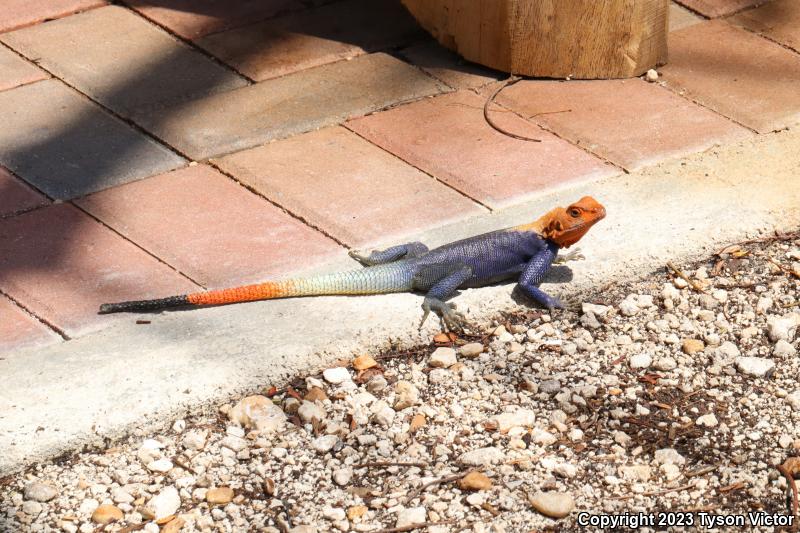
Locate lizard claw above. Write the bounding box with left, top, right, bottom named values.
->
left=555, top=247, right=585, bottom=264
left=420, top=297, right=468, bottom=332
left=348, top=249, right=372, bottom=266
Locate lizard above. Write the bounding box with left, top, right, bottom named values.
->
left=98, top=196, right=606, bottom=330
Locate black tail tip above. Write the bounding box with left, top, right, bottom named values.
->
left=98, top=303, right=120, bottom=314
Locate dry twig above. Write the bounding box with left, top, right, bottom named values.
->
left=374, top=520, right=456, bottom=533
left=666, top=261, right=707, bottom=293
left=354, top=461, right=427, bottom=469
left=405, top=473, right=464, bottom=503
left=484, top=76, right=541, bottom=142
left=609, top=482, right=696, bottom=501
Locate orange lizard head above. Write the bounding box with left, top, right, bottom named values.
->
left=526, top=196, right=606, bottom=248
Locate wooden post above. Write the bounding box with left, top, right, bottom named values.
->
left=401, top=0, right=669, bottom=79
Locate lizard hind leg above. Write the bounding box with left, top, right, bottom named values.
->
left=349, top=242, right=429, bottom=266
left=415, top=263, right=473, bottom=331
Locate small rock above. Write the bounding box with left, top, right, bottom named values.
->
left=304, top=387, right=327, bottom=402
left=161, top=517, right=186, bottom=533
left=323, top=367, right=351, bottom=384
left=323, top=507, right=347, bottom=521
left=24, top=482, right=58, bottom=502
left=347, top=505, right=367, bottom=520
left=696, top=413, right=718, bottom=427
left=298, top=401, right=327, bottom=423
left=353, top=354, right=377, bottom=370
left=654, top=448, right=686, bottom=466
left=220, top=435, right=247, bottom=452
left=735, top=356, right=775, bottom=378
left=539, top=379, right=561, bottom=394
left=366, top=375, right=388, bottom=393
left=629, top=353, right=652, bottom=369
left=645, top=69, right=658, bottom=82
left=206, top=487, right=234, bottom=505
left=21, top=501, right=42, bottom=516
left=459, top=447, right=504, bottom=466
left=111, top=487, right=134, bottom=504
left=229, top=395, right=287, bottom=433
left=333, top=468, right=353, bottom=486
left=654, top=357, right=677, bottom=371
left=394, top=381, right=420, bottom=410
left=312, top=434, right=338, bottom=453
left=429, top=347, right=457, bottom=368
left=458, top=471, right=493, bottom=491
left=410, top=413, right=426, bottom=432
left=145, top=487, right=181, bottom=521
left=147, top=458, right=173, bottom=473
left=682, top=339, right=705, bottom=355
left=182, top=429, right=208, bottom=451
left=767, top=314, right=799, bottom=342
left=459, top=343, right=484, bottom=358
left=756, top=297, right=773, bottom=314
left=619, top=465, right=651, bottom=482
left=786, top=391, right=800, bottom=412
left=172, top=419, right=186, bottom=433
left=528, top=492, right=575, bottom=518
left=618, top=297, right=640, bottom=316
left=774, top=339, right=796, bottom=357
left=491, top=409, right=536, bottom=433
left=91, top=504, right=123, bottom=525
left=396, top=507, right=427, bottom=528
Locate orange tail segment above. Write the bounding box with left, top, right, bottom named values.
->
left=186, top=281, right=292, bottom=306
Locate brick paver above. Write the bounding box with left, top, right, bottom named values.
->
left=0, top=295, right=61, bottom=353
left=1, top=6, right=247, bottom=118
left=0, top=204, right=198, bottom=337
left=0, top=44, right=47, bottom=92
left=0, top=80, right=185, bottom=200
left=497, top=78, right=750, bottom=171
left=669, top=2, right=703, bottom=32
left=0, top=0, right=103, bottom=33
left=675, top=0, right=761, bottom=18
left=197, top=0, right=422, bottom=81
left=398, top=41, right=502, bottom=90
left=662, top=21, right=800, bottom=133
left=132, top=53, right=446, bottom=160
left=214, top=126, right=481, bottom=247
left=76, top=164, right=341, bottom=287
left=0, top=167, right=48, bottom=217
left=347, top=91, right=615, bottom=209
left=125, top=0, right=302, bottom=40
left=732, top=0, right=800, bottom=53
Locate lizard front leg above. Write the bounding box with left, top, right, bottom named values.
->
left=349, top=241, right=429, bottom=266
left=414, top=264, right=473, bottom=331
left=518, top=241, right=563, bottom=311
left=554, top=247, right=584, bottom=264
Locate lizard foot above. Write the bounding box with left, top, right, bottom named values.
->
left=554, top=247, right=585, bottom=264
left=348, top=249, right=373, bottom=266
left=420, top=297, right=467, bottom=332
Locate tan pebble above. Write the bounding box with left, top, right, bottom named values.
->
left=433, top=332, right=452, bottom=344
left=450, top=362, right=466, bottom=372
left=608, top=388, right=622, bottom=396
left=161, top=516, right=186, bottom=533
left=353, top=354, right=378, bottom=370
left=91, top=504, right=123, bottom=524
left=347, top=505, right=368, bottom=521
left=263, top=478, right=276, bottom=497
left=156, top=514, right=176, bottom=525
left=528, top=491, right=575, bottom=518
left=206, top=487, right=234, bottom=505
left=410, top=414, right=426, bottom=433
left=77, top=476, right=90, bottom=490
left=304, top=387, right=327, bottom=402
left=682, top=338, right=705, bottom=355
left=458, top=471, right=492, bottom=491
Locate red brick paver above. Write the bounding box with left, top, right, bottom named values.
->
left=197, top=0, right=422, bottom=81
left=0, top=45, right=47, bottom=92
left=0, top=167, right=48, bottom=217
left=131, top=53, right=446, bottom=160
left=0, top=204, right=198, bottom=337
left=76, top=164, right=341, bottom=287
left=214, top=126, right=482, bottom=247
left=0, top=0, right=103, bottom=33
left=0, top=295, right=61, bottom=353
left=347, top=90, right=615, bottom=209
left=675, top=0, right=761, bottom=18
left=496, top=78, right=750, bottom=171
left=125, top=0, right=302, bottom=40
left=1, top=6, right=247, bottom=117
left=732, top=0, right=800, bottom=53
left=398, top=42, right=501, bottom=90
left=662, top=21, right=800, bottom=133
left=669, top=3, right=703, bottom=32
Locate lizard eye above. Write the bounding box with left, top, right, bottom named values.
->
left=568, top=208, right=581, bottom=218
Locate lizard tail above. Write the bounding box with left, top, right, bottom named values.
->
left=98, top=265, right=413, bottom=314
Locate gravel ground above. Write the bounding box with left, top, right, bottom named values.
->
left=2, top=230, right=799, bottom=533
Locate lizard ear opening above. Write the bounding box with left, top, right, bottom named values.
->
left=544, top=219, right=564, bottom=240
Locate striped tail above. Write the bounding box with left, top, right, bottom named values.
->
left=98, top=264, right=414, bottom=314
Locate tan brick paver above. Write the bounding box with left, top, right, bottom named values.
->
left=215, top=126, right=482, bottom=247
left=0, top=0, right=103, bottom=33
left=675, top=0, right=762, bottom=18
left=662, top=20, right=800, bottom=133
left=76, top=164, right=342, bottom=287
left=0, top=44, right=47, bottom=92
left=0, top=204, right=199, bottom=337
left=347, top=90, right=616, bottom=209
left=732, top=0, right=800, bottom=53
